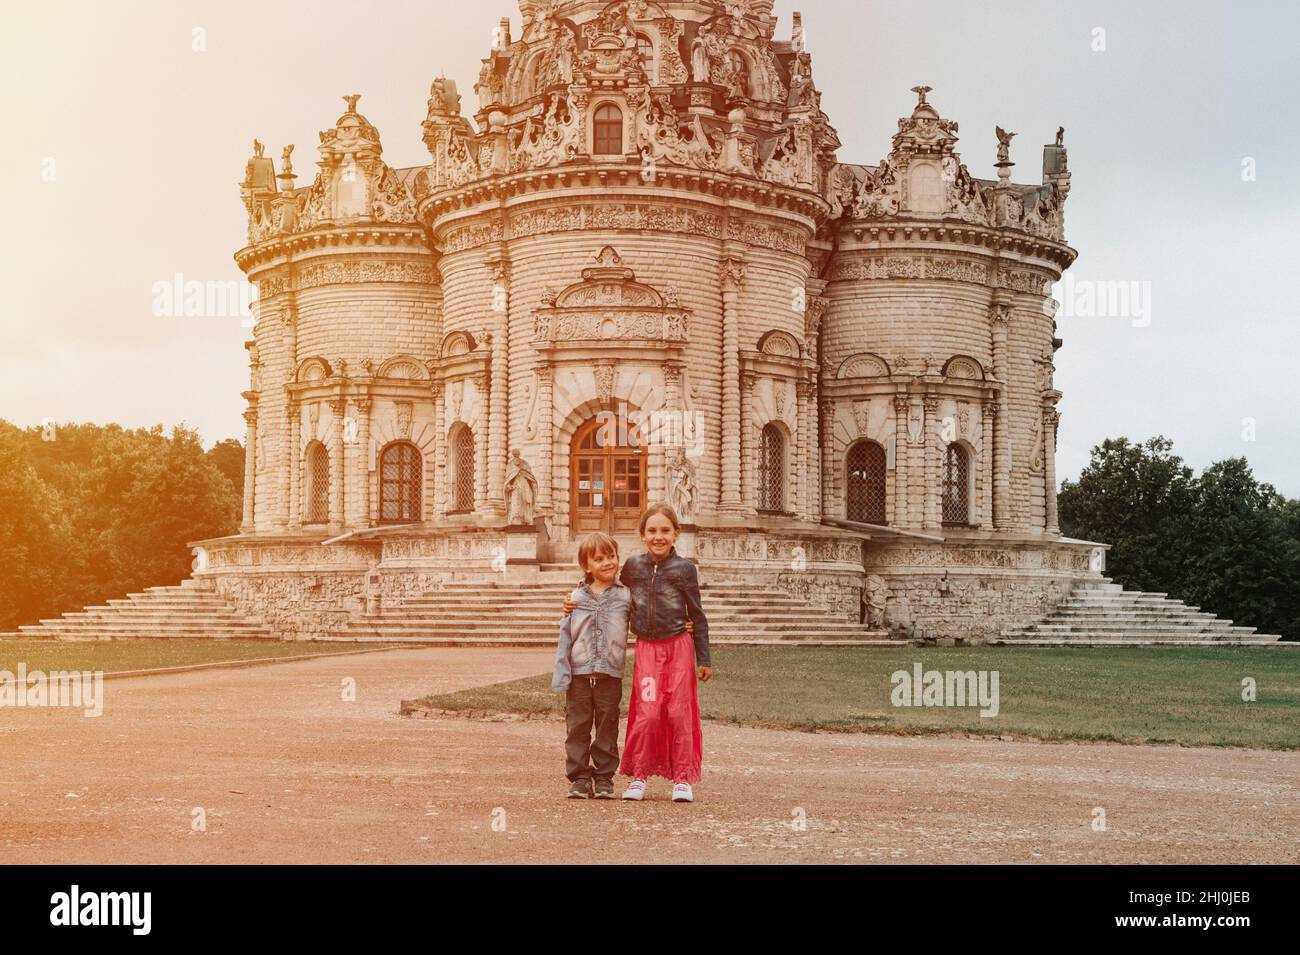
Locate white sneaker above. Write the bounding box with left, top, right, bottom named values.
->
left=622, top=778, right=647, bottom=801
left=671, top=782, right=694, bottom=803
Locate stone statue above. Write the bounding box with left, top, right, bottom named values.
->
left=862, top=574, right=888, bottom=629
left=505, top=448, right=538, bottom=525
left=1056, top=126, right=1065, bottom=147
left=252, top=138, right=264, bottom=158
left=280, top=144, right=294, bottom=176
left=691, top=39, right=709, bottom=82
left=554, top=25, right=577, bottom=84
left=910, top=85, right=932, bottom=109
left=667, top=448, right=697, bottom=523
left=343, top=93, right=361, bottom=113
left=995, top=126, right=1016, bottom=163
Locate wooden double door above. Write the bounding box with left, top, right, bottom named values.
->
left=570, top=415, right=646, bottom=534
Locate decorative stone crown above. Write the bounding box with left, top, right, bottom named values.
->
left=239, top=95, right=419, bottom=245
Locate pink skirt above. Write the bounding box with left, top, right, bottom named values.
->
left=619, top=631, right=703, bottom=783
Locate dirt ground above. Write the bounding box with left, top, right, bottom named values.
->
left=2, top=647, right=1297, bottom=864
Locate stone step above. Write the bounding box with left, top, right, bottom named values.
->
left=1021, top=623, right=1253, bottom=635
left=14, top=580, right=274, bottom=641
left=1003, top=581, right=1283, bottom=645
left=1003, top=628, right=1269, bottom=640
left=994, top=636, right=1286, bottom=647
left=17, top=626, right=272, bottom=639
left=346, top=621, right=879, bottom=637
left=309, top=634, right=905, bottom=647
left=396, top=595, right=815, bottom=610
left=374, top=608, right=862, bottom=624
left=1051, top=605, right=1217, bottom=616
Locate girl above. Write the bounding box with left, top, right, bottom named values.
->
left=563, top=503, right=713, bottom=802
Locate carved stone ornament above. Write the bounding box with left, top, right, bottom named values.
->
left=532, top=246, right=690, bottom=351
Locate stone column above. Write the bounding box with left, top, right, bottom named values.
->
left=804, top=293, right=826, bottom=520
left=991, top=303, right=1012, bottom=528
left=661, top=362, right=684, bottom=505
left=431, top=381, right=446, bottom=519
left=476, top=371, right=490, bottom=513
left=892, top=395, right=909, bottom=528
left=355, top=397, right=372, bottom=527
left=923, top=396, right=941, bottom=529
left=808, top=380, right=822, bottom=518
left=821, top=400, right=836, bottom=522
left=795, top=379, right=811, bottom=520
left=288, top=398, right=301, bottom=530
left=742, top=372, right=758, bottom=509
left=718, top=257, right=745, bottom=513
left=980, top=398, right=996, bottom=530
left=486, top=265, right=509, bottom=518
left=274, top=305, right=296, bottom=530
left=536, top=365, right=555, bottom=515
left=240, top=405, right=257, bottom=533
left=1043, top=406, right=1060, bottom=536
left=329, top=397, right=346, bottom=530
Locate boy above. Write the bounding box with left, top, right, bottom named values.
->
left=551, top=532, right=631, bottom=799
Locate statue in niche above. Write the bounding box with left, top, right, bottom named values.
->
left=861, top=575, right=888, bottom=628
left=667, top=448, right=697, bottom=523
left=505, top=448, right=538, bottom=525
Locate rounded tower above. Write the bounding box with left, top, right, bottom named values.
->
left=231, top=97, right=438, bottom=625
left=416, top=0, right=841, bottom=563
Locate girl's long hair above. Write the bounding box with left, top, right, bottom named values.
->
left=637, top=503, right=681, bottom=537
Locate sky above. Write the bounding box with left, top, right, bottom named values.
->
left=1, top=0, right=1297, bottom=495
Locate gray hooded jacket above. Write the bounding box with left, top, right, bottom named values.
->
left=551, top=579, right=631, bottom=691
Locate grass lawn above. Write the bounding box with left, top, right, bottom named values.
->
left=419, top=645, right=1300, bottom=750
left=0, top=638, right=410, bottom=674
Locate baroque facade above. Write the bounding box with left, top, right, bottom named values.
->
left=194, top=0, right=1104, bottom=642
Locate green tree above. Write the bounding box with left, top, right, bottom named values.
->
left=1172, top=458, right=1300, bottom=640
left=0, top=419, right=241, bottom=629
left=1060, top=437, right=1299, bottom=640
left=206, top=437, right=244, bottom=498
left=1057, top=436, right=1196, bottom=595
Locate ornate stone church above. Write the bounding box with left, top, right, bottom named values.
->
left=193, top=0, right=1107, bottom=644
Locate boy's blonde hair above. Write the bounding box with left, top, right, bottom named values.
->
left=577, top=532, right=619, bottom=582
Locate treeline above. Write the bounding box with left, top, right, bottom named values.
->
left=1059, top=436, right=1300, bottom=641
left=0, top=420, right=243, bottom=632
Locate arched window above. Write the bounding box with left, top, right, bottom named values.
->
left=593, top=103, right=623, bottom=155
left=379, top=441, right=422, bottom=523
left=451, top=426, right=476, bottom=513
left=636, top=34, right=656, bottom=83
left=758, top=423, right=785, bottom=512
left=846, top=440, right=887, bottom=524
left=942, top=444, right=971, bottom=525
left=305, top=441, right=330, bottom=523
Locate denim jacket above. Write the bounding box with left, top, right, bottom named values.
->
left=616, top=548, right=711, bottom=667
left=551, top=580, right=631, bottom=692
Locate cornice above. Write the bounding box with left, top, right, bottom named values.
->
left=418, top=161, right=830, bottom=229
left=235, top=223, right=431, bottom=273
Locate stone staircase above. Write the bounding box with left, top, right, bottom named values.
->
left=995, top=580, right=1285, bottom=646
left=3, top=579, right=273, bottom=641
left=321, top=578, right=902, bottom=646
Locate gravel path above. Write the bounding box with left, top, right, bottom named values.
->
left=2, top=647, right=1296, bottom=864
